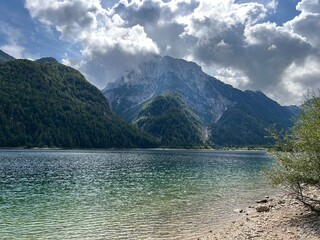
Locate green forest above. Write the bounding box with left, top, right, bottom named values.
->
left=0, top=59, right=157, bottom=148
left=133, top=92, right=204, bottom=148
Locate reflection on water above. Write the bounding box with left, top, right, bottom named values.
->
left=0, top=149, right=274, bottom=239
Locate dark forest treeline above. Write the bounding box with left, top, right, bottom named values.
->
left=0, top=59, right=158, bottom=148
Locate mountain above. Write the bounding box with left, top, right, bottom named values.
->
left=35, top=57, right=59, bottom=64
left=210, top=104, right=273, bottom=146
left=0, top=57, right=158, bottom=148
left=284, top=105, right=301, bottom=116
left=103, top=56, right=296, bottom=146
left=133, top=92, right=204, bottom=148
left=0, top=50, right=15, bottom=62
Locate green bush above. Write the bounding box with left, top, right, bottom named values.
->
left=267, top=91, right=320, bottom=211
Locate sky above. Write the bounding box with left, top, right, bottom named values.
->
left=0, top=0, right=319, bottom=106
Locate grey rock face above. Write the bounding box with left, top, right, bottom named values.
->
left=103, top=55, right=296, bottom=146
left=103, top=56, right=239, bottom=124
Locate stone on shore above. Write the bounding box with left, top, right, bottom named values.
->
left=197, top=187, right=320, bottom=240
left=256, top=199, right=268, bottom=204
left=256, top=205, right=270, bottom=212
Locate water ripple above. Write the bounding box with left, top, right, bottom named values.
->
left=0, top=149, right=274, bottom=239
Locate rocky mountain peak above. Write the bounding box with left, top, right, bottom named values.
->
left=103, top=55, right=232, bottom=123
left=103, top=55, right=297, bottom=146
left=105, top=55, right=205, bottom=89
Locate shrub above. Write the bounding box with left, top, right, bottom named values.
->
left=267, top=90, right=320, bottom=211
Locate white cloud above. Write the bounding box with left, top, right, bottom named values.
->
left=296, top=0, right=320, bottom=13
left=214, top=67, right=251, bottom=89
left=271, top=0, right=320, bottom=104
left=25, top=0, right=101, bottom=40
left=25, top=0, right=159, bottom=88
left=0, top=22, right=24, bottom=43
left=185, top=0, right=267, bottom=40
left=24, top=0, right=320, bottom=105
left=184, top=0, right=316, bottom=104
left=279, top=55, right=320, bottom=105
left=292, top=0, right=320, bottom=54
left=0, top=21, right=31, bottom=59
left=0, top=44, right=25, bottom=59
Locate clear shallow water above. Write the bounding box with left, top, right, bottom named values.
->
left=0, top=149, right=274, bottom=239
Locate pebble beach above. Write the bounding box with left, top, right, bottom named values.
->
left=198, top=189, right=320, bottom=240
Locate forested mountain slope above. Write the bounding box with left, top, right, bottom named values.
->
left=104, top=56, right=296, bottom=146
left=133, top=92, right=204, bottom=148
left=0, top=58, right=157, bottom=148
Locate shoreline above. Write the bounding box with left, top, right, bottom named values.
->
left=0, top=147, right=268, bottom=152
left=198, top=189, right=320, bottom=240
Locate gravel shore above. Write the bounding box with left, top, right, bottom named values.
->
left=198, top=189, right=320, bottom=240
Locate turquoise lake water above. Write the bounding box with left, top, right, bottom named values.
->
left=0, top=149, right=274, bottom=239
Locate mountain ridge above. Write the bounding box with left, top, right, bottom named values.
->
left=0, top=50, right=15, bottom=62
left=103, top=55, right=237, bottom=124
left=103, top=55, right=296, bottom=146
left=133, top=91, right=205, bottom=148
left=0, top=56, right=158, bottom=148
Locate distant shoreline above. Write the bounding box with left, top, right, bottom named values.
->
left=0, top=147, right=271, bottom=155
left=0, top=147, right=270, bottom=151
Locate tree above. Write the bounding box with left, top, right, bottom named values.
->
left=267, top=90, right=320, bottom=211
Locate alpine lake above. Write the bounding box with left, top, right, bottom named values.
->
left=0, top=149, right=275, bottom=239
